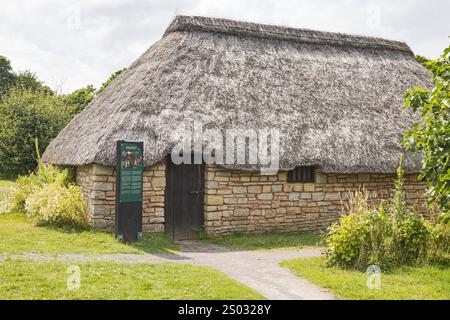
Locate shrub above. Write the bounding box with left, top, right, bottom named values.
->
left=0, top=162, right=74, bottom=215
left=1, top=140, right=88, bottom=228
left=428, top=223, right=450, bottom=264
left=0, top=173, right=40, bottom=214
left=25, top=183, right=88, bottom=228
left=323, top=155, right=434, bottom=271
left=323, top=198, right=432, bottom=271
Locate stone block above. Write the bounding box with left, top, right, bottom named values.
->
left=207, top=212, right=222, bottom=220
left=154, top=171, right=165, bottom=177
left=300, top=192, right=312, bottom=199
left=304, top=183, right=315, bottom=192
left=207, top=195, right=224, bottom=206
left=143, top=224, right=164, bottom=233
left=233, top=186, right=247, bottom=194
left=316, top=174, right=328, bottom=184
left=234, top=208, right=250, bottom=216
left=312, top=192, right=325, bottom=201
left=324, top=192, right=341, bottom=201
left=224, top=197, right=237, bottom=204
left=206, top=181, right=219, bottom=189
left=92, top=164, right=114, bottom=176
left=150, top=196, right=164, bottom=203
left=90, top=205, right=109, bottom=216
left=217, top=188, right=232, bottom=195
left=272, top=185, right=283, bottom=192
left=288, top=192, right=299, bottom=201
left=257, top=193, right=273, bottom=200
left=248, top=186, right=262, bottom=193
left=92, top=219, right=108, bottom=229
left=152, top=177, right=166, bottom=188
left=90, top=191, right=105, bottom=200
left=92, top=182, right=113, bottom=191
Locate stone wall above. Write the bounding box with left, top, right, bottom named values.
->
left=76, top=163, right=165, bottom=232
left=77, top=162, right=427, bottom=235
left=203, top=165, right=427, bottom=235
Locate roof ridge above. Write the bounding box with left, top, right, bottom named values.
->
left=164, top=15, right=413, bottom=54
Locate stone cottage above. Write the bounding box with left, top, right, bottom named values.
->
left=43, top=16, right=431, bottom=239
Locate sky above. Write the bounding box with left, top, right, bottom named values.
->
left=1, top=0, right=448, bottom=93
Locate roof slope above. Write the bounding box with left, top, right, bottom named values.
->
left=43, top=15, right=431, bottom=173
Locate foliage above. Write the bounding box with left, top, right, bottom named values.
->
left=0, top=55, right=15, bottom=99
left=14, top=70, right=53, bottom=94
left=25, top=183, right=88, bottom=228
left=0, top=87, right=71, bottom=177
left=322, top=155, right=447, bottom=271
left=62, top=85, right=95, bottom=115
left=415, top=54, right=429, bottom=66
left=428, top=223, right=450, bottom=263
left=96, top=68, right=126, bottom=94
left=0, top=56, right=53, bottom=99
left=0, top=54, right=126, bottom=178
left=403, top=45, right=450, bottom=214
left=1, top=140, right=88, bottom=228
left=0, top=164, right=75, bottom=215
left=0, top=53, right=126, bottom=178
left=0, top=179, right=15, bottom=198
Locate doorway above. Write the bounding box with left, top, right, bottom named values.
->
left=164, top=155, right=205, bottom=240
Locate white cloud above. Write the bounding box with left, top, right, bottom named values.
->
left=1, top=0, right=448, bottom=93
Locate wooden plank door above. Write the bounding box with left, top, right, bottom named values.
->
left=165, top=155, right=205, bottom=240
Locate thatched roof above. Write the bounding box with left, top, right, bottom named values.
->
left=43, top=15, right=431, bottom=173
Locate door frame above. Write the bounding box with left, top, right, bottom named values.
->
left=164, top=155, right=205, bottom=240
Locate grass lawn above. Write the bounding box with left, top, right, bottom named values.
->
left=204, top=232, right=321, bottom=250
left=0, top=259, right=264, bottom=299
left=281, top=257, right=450, bottom=300
left=0, top=214, right=177, bottom=254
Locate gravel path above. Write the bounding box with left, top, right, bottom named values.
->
left=1, top=241, right=334, bottom=300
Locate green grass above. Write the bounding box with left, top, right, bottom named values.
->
left=0, top=214, right=177, bottom=254
left=0, top=259, right=264, bottom=299
left=281, top=257, right=450, bottom=300
left=204, top=232, right=321, bottom=250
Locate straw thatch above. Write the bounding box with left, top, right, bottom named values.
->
left=43, top=15, right=431, bottom=173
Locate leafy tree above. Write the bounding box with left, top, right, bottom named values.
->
left=63, top=85, right=95, bottom=115
left=0, top=57, right=127, bottom=178
left=416, top=54, right=430, bottom=66
left=15, top=70, right=53, bottom=94
left=403, top=45, right=450, bottom=216
left=416, top=55, right=439, bottom=75
left=0, top=87, right=70, bottom=177
left=96, top=68, right=126, bottom=94
left=0, top=55, right=16, bottom=99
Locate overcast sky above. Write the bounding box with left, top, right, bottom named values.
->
left=1, top=0, right=448, bottom=93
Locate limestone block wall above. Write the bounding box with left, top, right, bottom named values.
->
left=76, top=163, right=165, bottom=232
left=77, top=162, right=427, bottom=236
left=203, top=165, right=427, bottom=235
